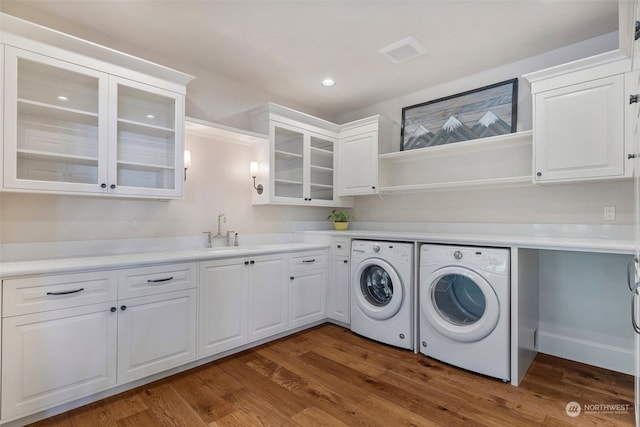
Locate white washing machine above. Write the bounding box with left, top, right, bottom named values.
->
left=351, top=240, right=414, bottom=350
left=419, top=244, right=510, bottom=381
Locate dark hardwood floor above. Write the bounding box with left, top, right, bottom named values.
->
left=28, top=324, right=634, bottom=426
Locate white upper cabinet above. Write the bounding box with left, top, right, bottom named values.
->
left=108, top=77, right=184, bottom=198
left=524, top=51, right=632, bottom=183
left=1, top=14, right=192, bottom=198
left=3, top=47, right=110, bottom=193
left=338, top=115, right=398, bottom=196
left=250, top=103, right=353, bottom=207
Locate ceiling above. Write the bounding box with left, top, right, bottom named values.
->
left=0, top=1, right=620, bottom=118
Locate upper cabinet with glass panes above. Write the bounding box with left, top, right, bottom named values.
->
left=250, top=102, right=354, bottom=208
left=1, top=13, right=193, bottom=199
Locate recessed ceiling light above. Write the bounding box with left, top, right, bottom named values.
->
left=57, top=95, right=69, bottom=101
left=321, top=78, right=335, bottom=87
left=145, top=114, right=156, bottom=119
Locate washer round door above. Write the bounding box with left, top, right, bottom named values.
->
left=421, top=266, right=499, bottom=343
left=352, top=259, right=403, bottom=320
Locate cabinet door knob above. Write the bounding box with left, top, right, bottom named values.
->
left=371, top=186, right=376, bottom=190
left=101, top=183, right=107, bottom=188
left=631, top=94, right=639, bottom=104
left=250, top=260, right=255, bottom=265
left=290, top=276, right=294, bottom=280
left=110, top=184, right=117, bottom=189
left=536, top=172, right=542, bottom=177
left=110, top=307, right=117, bottom=312
left=629, top=153, right=637, bottom=160
left=343, top=259, right=348, bottom=264
left=337, top=245, right=342, bottom=248
left=120, top=305, right=127, bottom=311
left=244, top=261, right=249, bottom=265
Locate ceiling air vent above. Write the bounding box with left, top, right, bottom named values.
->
left=379, top=37, right=426, bottom=64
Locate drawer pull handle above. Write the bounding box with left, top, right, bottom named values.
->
left=46, top=288, right=85, bottom=296
left=147, top=276, right=174, bottom=283
left=302, top=259, right=316, bottom=263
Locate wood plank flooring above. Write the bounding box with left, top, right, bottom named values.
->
left=28, top=324, right=634, bottom=426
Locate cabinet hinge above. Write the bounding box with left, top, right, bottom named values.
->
left=631, top=94, right=639, bottom=105
left=636, top=21, right=640, bottom=41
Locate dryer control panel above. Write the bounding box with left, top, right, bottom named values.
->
left=421, top=245, right=509, bottom=275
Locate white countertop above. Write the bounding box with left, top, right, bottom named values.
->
left=1, top=223, right=635, bottom=279
left=300, top=228, right=635, bottom=255
left=0, top=243, right=329, bottom=279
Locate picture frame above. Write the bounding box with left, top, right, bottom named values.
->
left=400, top=78, right=518, bottom=151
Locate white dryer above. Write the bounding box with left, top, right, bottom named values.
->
left=419, top=244, right=510, bottom=381
left=351, top=240, right=414, bottom=350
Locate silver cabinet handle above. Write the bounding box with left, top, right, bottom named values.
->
left=46, top=288, right=85, bottom=296
left=302, top=259, right=316, bottom=263
left=632, top=284, right=640, bottom=334
left=628, top=258, right=638, bottom=292
left=147, top=277, right=174, bottom=283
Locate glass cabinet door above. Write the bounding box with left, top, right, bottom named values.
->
left=109, top=77, right=183, bottom=197
left=3, top=46, right=109, bottom=192
left=309, top=135, right=334, bottom=201
left=272, top=124, right=304, bottom=200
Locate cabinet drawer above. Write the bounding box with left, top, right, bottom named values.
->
left=290, top=250, right=328, bottom=273
left=331, top=238, right=349, bottom=256
left=118, top=262, right=196, bottom=299
left=3, top=271, right=118, bottom=317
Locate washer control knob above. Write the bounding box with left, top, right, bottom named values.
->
left=453, top=250, right=463, bottom=260
left=373, top=244, right=381, bottom=253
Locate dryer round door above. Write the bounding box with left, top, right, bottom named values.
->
left=352, top=259, right=403, bottom=320
left=421, top=266, right=499, bottom=343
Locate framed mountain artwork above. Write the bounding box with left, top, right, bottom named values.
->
left=400, top=78, right=518, bottom=151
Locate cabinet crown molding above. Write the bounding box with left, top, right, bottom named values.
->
left=0, top=12, right=194, bottom=89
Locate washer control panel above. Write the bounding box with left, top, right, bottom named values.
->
left=352, top=240, right=413, bottom=263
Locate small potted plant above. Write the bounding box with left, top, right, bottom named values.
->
left=327, top=209, right=353, bottom=231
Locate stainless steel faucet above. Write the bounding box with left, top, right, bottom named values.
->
left=226, top=230, right=236, bottom=247
left=217, top=214, right=226, bottom=236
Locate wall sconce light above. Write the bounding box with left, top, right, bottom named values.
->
left=184, top=150, right=191, bottom=181
left=250, top=161, right=263, bottom=195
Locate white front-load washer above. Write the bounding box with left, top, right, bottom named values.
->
left=419, top=244, right=510, bottom=381
left=351, top=240, right=414, bottom=350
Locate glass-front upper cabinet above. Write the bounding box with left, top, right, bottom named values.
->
left=273, top=124, right=304, bottom=199
left=3, top=46, right=109, bottom=193
left=268, top=120, right=336, bottom=205
left=308, top=135, right=334, bottom=201
left=109, top=77, right=183, bottom=198
left=3, top=46, right=185, bottom=198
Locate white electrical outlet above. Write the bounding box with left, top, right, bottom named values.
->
left=124, top=216, right=139, bottom=231
left=603, top=206, right=616, bottom=221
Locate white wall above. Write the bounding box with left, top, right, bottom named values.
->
left=0, top=8, right=632, bottom=248
left=0, top=134, right=329, bottom=244
left=337, top=32, right=634, bottom=226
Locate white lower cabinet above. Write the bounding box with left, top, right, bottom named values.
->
left=289, top=250, right=328, bottom=328
left=329, top=256, right=350, bottom=324
left=1, top=301, right=117, bottom=420
left=248, top=256, right=288, bottom=341
left=1, top=262, right=197, bottom=422
left=117, top=289, right=197, bottom=383
left=198, top=254, right=287, bottom=357
left=328, top=238, right=350, bottom=324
